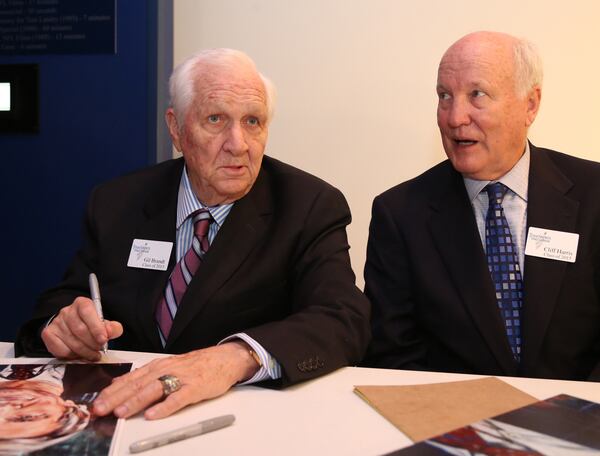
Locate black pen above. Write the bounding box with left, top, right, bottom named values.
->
left=129, top=414, right=235, bottom=453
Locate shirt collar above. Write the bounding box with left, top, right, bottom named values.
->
left=176, top=165, right=233, bottom=229
left=463, top=142, right=530, bottom=203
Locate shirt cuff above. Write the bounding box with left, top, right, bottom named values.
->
left=219, top=333, right=282, bottom=384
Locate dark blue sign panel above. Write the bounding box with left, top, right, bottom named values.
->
left=0, top=0, right=115, bottom=54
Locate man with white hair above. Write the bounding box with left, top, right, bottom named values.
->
left=364, top=31, right=600, bottom=381
left=16, top=49, right=370, bottom=419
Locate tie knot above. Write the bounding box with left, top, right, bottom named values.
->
left=191, top=209, right=212, bottom=238
left=485, top=182, right=509, bottom=206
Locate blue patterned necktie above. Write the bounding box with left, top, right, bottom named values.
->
left=484, top=182, right=523, bottom=361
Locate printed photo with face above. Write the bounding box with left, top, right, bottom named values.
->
left=0, top=363, right=131, bottom=455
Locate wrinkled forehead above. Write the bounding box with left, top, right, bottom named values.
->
left=193, top=60, right=267, bottom=108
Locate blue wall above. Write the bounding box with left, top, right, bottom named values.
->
left=0, top=0, right=172, bottom=341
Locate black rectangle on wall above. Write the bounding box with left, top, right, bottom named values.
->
left=0, top=63, right=38, bottom=132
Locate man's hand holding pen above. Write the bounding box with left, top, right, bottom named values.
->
left=40, top=270, right=261, bottom=421
left=41, top=296, right=123, bottom=361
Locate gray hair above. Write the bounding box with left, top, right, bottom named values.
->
left=512, top=37, right=543, bottom=98
left=168, top=48, right=276, bottom=126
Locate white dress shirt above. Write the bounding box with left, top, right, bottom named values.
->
left=463, top=144, right=530, bottom=275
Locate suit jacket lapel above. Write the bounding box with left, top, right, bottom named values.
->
left=133, top=160, right=183, bottom=351
left=520, top=144, right=578, bottom=371
left=166, top=169, right=271, bottom=347
left=428, top=165, right=518, bottom=374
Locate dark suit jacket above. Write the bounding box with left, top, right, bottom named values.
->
left=16, top=156, right=370, bottom=386
left=364, top=144, right=600, bottom=381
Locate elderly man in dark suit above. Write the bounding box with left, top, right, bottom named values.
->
left=364, top=31, right=600, bottom=381
left=16, top=49, right=370, bottom=419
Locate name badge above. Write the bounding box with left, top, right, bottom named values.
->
left=127, top=239, right=173, bottom=271
left=524, top=227, right=579, bottom=263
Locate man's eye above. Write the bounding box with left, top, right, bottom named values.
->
left=472, top=90, right=485, bottom=97
left=207, top=115, right=220, bottom=124
left=8, top=413, right=49, bottom=422
left=438, top=92, right=450, bottom=100
left=246, top=117, right=259, bottom=126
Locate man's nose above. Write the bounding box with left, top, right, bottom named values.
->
left=446, top=98, right=471, bottom=128
left=223, top=123, right=249, bottom=155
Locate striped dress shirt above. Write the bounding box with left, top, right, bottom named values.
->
left=174, top=166, right=282, bottom=383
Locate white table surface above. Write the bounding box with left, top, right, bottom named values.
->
left=3, top=341, right=600, bottom=455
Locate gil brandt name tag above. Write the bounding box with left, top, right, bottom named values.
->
left=127, top=239, right=173, bottom=271
left=524, top=227, right=579, bottom=263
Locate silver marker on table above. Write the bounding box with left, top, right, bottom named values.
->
left=129, top=414, right=235, bottom=453
left=88, top=273, right=108, bottom=354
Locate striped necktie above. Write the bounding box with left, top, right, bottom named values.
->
left=155, top=209, right=212, bottom=345
left=484, top=182, right=523, bottom=361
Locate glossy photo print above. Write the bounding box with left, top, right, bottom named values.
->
left=0, top=363, right=132, bottom=455
left=388, top=394, right=600, bottom=455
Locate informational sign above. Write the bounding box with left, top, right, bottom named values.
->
left=0, top=0, right=115, bottom=54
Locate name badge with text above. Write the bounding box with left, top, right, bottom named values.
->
left=127, top=239, right=173, bottom=271
left=524, top=227, right=579, bottom=263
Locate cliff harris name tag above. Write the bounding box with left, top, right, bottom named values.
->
left=524, top=227, right=579, bottom=263
left=127, top=239, right=173, bottom=271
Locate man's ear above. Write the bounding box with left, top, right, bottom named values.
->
left=525, top=85, right=541, bottom=127
left=165, top=109, right=183, bottom=151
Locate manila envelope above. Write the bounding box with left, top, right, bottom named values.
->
left=355, top=376, right=537, bottom=442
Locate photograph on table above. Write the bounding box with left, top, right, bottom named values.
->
left=387, top=394, right=600, bottom=455
left=0, top=362, right=132, bottom=455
